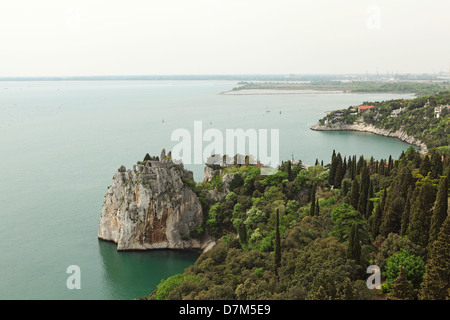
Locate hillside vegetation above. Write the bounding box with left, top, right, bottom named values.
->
left=142, top=144, right=450, bottom=300
left=318, top=92, right=450, bottom=150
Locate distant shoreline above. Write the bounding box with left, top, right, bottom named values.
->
left=220, top=89, right=345, bottom=95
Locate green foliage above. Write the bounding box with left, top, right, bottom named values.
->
left=408, top=182, right=436, bottom=247
left=429, top=177, right=448, bottom=245
left=383, top=249, right=426, bottom=293
left=318, top=92, right=450, bottom=149
left=330, top=204, right=363, bottom=242
left=262, top=170, right=288, bottom=187
left=155, top=274, right=201, bottom=300
left=388, top=267, right=415, bottom=300
left=419, top=215, right=450, bottom=300
left=148, top=141, right=450, bottom=300
left=347, top=224, right=361, bottom=263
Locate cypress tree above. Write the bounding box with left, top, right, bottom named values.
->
left=400, top=186, right=413, bottom=236
left=356, top=156, right=365, bottom=175
left=334, top=155, right=344, bottom=188
left=287, top=160, right=292, bottom=181
left=315, top=158, right=319, bottom=166
left=369, top=156, right=375, bottom=173
left=144, top=153, right=151, bottom=161
left=413, top=152, right=422, bottom=169
left=357, top=165, right=370, bottom=217
left=348, top=156, right=354, bottom=180
left=343, top=157, right=347, bottom=176
left=366, top=182, right=374, bottom=219
left=380, top=196, right=405, bottom=237
left=350, top=179, right=360, bottom=210
left=347, top=224, right=361, bottom=263
left=372, top=189, right=387, bottom=238
left=419, top=215, right=450, bottom=300
left=310, top=184, right=316, bottom=216
left=401, top=169, right=414, bottom=198
left=408, top=182, right=435, bottom=247
left=329, top=150, right=337, bottom=185
left=419, top=155, right=432, bottom=177
left=388, top=267, right=415, bottom=300
left=379, top=159, right=385, bottom=176
left=430, top=151, right=443, bottom=179
left=347, top=156, right=352, bottom=177
left=429, top=177, right=448, bottom=245
left=315, top=199, right=320, bottom=216
left=274, top=209, right=281, bottom=277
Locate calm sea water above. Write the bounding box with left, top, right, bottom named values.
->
left=0, top=80, right=414, bottom=299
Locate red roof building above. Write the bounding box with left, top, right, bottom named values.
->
left=358, top=105, right=375, bottom=113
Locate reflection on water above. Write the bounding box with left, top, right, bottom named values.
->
left=98, top=240, right=199, bottom=300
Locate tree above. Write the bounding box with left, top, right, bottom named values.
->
left=383, top=249, right=425, bottom=292
left=347, top=224, right=361, bottom=264
left=429, top=177, right=448, bottom=245
left=371, top=189, right=386, bottom=238
left=315, top=199, right=320, bottom=217
left=419, top=215, right=450, bottom=300
left=144, top=153, right=151, bottom=161
left=365, top=182, right=374, bottom=219
left=331, top=204, right=364, bottom=242
left=430, top=151, right=443, bottom=179
left=380, top=196, right=405, bottom=237
left=287, top=160, right=292, bottom=181
left=329, top=150, right=337, bottom=185
left=310, top=183, right=316, bottom=216
left=357, top=166, right=370, bottom=217
left=274, top=209, right=281, bottom=277
left=400, top=186, right=413, bottom=236
left=388, top=267, right=415, bottom=300
left=419, top=155, right=432, bottom=177
left=408, top=182, right=436, bottom=247
left=350, top=179, right=360, bottom=210
left=334, top=154, right=344, bottom=188
left=356, top=156, right=365, bottom=176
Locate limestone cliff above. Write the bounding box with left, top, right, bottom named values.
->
left=310, top=122, right=428, bottom=154
left=98, top=155, right=209, bottom=251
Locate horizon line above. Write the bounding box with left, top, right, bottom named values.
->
left=0, top=72, right=444, bottom=81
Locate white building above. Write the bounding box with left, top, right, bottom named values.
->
left=434, top=105, right=450, bottom=118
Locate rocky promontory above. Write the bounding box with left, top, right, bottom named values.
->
left=310, top=122, right=428, bottom=154
left=98, top=149, right=212, bottom=251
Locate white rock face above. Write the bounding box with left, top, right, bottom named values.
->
left=310, top=122, right=428, bottom=154
left=98, top=161, right=207, bottom=251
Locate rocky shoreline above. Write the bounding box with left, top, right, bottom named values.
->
left=310, top=122, right=428, bottom=154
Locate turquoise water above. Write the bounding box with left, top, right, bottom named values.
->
left=0, top=80, right=414, bottom=299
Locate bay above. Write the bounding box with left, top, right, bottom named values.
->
left=0, top=80, right=414, bottom=299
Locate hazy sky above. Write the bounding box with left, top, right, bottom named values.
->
left=0, top=0, right=449, bottom=76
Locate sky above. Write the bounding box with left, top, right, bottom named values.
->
left=0, top=0, right=449, bottom=77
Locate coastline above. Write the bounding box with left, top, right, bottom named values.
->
left=220, top=89, right=345, bottom=95
left=310, top=122, right=428, bottom=154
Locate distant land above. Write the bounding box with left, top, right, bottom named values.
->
left=222, top=80, right=450, bottom=96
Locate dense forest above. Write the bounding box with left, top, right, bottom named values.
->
left=142, top=145, right=450, bottom=300
left=319, top=92, right=450, bottom=150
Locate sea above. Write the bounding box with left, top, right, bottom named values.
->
left=0, top=80, right=414, bottom=299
